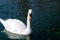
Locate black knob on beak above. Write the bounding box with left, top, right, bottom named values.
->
left=30, top=14, right=32, bottom=18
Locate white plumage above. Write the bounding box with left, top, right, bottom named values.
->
left=0, top=9, right=32, bottom=36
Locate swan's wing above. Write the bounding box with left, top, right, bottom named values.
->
left=5, top=19, right=26, bottom=34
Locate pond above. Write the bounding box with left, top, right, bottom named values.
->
left=0, top=0, right=60, bottom=40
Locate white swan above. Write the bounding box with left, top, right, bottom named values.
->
left=0, top=9, right=32, bottom=35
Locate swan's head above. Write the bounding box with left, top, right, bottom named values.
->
left=28, top=9, right=32, bottom=19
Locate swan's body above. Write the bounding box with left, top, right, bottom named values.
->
left=0, top=9, right=32, bottom=36
left=0, top=19, right=31, bottom=35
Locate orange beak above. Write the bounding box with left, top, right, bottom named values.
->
left=29, top=14, right=32, bottom=20
left=29, top=16, right=31, bottom=20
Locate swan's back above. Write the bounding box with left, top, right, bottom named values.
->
left=5, top=19, right=26, bottom=34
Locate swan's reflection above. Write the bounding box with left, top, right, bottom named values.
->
left=1, top=29, right=30, bottom=40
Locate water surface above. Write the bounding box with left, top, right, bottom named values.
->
left=0, top=0, right=60, bottom=40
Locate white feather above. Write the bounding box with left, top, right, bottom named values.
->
left=0, top=9, right=32, bottom=35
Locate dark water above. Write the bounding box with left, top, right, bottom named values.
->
left=0, top=0, right=60, bottom=40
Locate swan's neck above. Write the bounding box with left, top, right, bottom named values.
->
left=26, top=14, right=31, bottom=32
